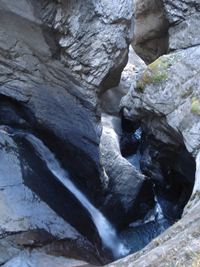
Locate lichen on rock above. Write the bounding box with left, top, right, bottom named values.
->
left=136, top=55, right=177, bottom=91
left=191, top=97, right=200, bottom=115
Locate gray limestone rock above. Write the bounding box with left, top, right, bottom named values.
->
left=0, top=0, right=135, bottom=195
left=37, top=0, right=134, bottom=98
left=0, top=0, right=136, bottom=263
left=132, top=0, right=169, bottom=64
left=0, top=1, right=101, bottom=167
left=2, top=250, right=89, bottom=267
left=132, top=0, right=200, bottom=64
left=109, top=0, right=200, bottom=266
left=119, top=35, right=200, bottom=267
left=164, top=0, right=200, bottom=52
left=121, top=45, right=200, bottom=154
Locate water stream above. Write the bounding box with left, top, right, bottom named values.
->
left=26, top=134, right=129, bottom=259
left=0, top=125, right=175, bottom=259
left=0, top=126, right=129, bottom=259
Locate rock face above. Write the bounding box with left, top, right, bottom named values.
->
left=132, top=0, right=200, bottom=64
left=133, top=0, right=169, bottom=64
left=164, top=0, right=200, bottom=52
left=0, top=0, right=102, bottom=169
left=0, top=0, right=138, bottom=265
left=37, top=0, right=134, bottom=98
left=0, top=0, right=135, bottom=210
left=109, top=0, right=200, bottom=266
left=0, top=131, right=104, bottom=266
left=121, top=46, right=200, bottom=154
left=2, top=0, right=200, bottom=266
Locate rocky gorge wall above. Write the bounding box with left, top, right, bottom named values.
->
left=0, top=0, right=200, bottom=266
left=106, top=0, right=200, bottom=266
left=0, top=0, right=137, bottom=265
left=0, top=0, right=156, bottom=266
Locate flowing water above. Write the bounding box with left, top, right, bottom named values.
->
left=119, top=126, right=174, bottom=254
left=0, top=125, right=129, bottom=258
left=0, top=125, right=173, bottom=259
left=118, top=192, right=172, bottom=254
left=23, top=133, right=129, bottom=259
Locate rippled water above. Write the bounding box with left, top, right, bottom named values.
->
left=119, top=218, right=172, bottom=254
left=121, top=126, right=174, bottom=255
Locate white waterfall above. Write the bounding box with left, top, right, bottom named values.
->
left=25, top=134, right=129, bottom=259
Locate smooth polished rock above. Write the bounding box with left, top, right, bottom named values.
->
left=132, top=0, right=169, bottom=64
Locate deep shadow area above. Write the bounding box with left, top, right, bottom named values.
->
left=140, top=134, right=195, bottom=220
left=99, top=176, right=155, bottom=232
left=0, top=94, right=37, bottom=129
left=120, top=115, right=196, bottom=221
left=33, top=125, right=103, bottom=206
left=117, top=115, right=196, bottom=255
left=0, top=94, right=102, bottom=206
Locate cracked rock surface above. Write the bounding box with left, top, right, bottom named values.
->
left=37, top=0, right=134, bottom=98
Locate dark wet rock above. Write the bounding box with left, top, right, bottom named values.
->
left=116, top=2, right=200, bottom=265
left=120, top=46, right=199, bottom=222
left=0, top=130, right=108, bottom=266
left=139, top=134, right=195, bottom=220
left=0, top=0, right=135, bottom=202
left=106, top=200, right=200, bottom=267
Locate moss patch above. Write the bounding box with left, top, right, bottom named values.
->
left=136, top=55, right=177, bottom=91
left=191, top=97, right=200, bottom=115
